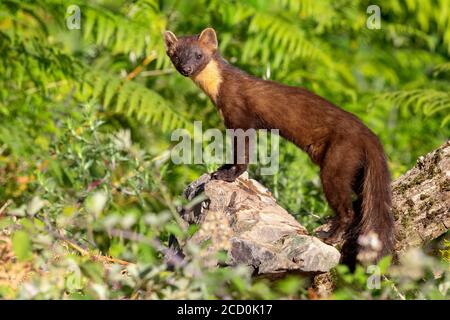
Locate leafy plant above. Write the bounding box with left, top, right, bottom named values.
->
left=0, top=0, right=449, bottom=300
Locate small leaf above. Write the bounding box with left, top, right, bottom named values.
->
left=26, top=196, right=46, bottom=216
left=277, top=275, right=302, bottom=295
left=86, top=191, right=108, bottom=218
left=378, top=255, right=392, bottom=274
left=12, top=231, right=33, bottom=262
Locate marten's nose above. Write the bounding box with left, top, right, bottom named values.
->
left=182, top=66, right=192, bottom=75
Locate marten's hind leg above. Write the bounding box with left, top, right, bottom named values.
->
left=319, top=144, right=362, bottom=245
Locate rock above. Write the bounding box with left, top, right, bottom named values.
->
left=179, top=173, right=341, bottom=275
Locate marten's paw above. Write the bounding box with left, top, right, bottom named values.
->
left=211, top=169, right=238, bottom=182
left=211, top=164, right=247, bottom=182
left=322, top=234, right=344, bottom=245
left=317, top=226, right=345, bottom=245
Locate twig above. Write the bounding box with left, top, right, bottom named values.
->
left=35, top=215, right=131, bottom=266
left=383, top=275, right=406, bottom=300
left=64, top=239, right=130, bottom=266
left=156, top=174, right=188, bottom=232
left=126, top=51, right=158, bottom=81
left=108, top=228, right=185, bottom=267
left=0, top=200, right=12, bottom=216
left=139, top=69, right=174, bottom=77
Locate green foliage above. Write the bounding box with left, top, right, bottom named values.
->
left=11, top=231, right=33, bottom=262
left=379, top=89, right=450, bottom=127
left=85, top=71, right=191, bottom=132
left=0, top=0, right=449, bottom=300
left=441, top=239, right=450, bottom=263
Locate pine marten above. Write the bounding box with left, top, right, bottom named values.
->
left=164, top=27, right=395, bottom=265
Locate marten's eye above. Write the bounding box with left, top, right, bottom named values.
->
left=196, top=53, right=202, bottom=60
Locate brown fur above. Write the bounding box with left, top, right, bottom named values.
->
left=164, top=28, right=395, bottom=266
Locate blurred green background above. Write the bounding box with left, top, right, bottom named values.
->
left=0, top=0, right=449, bottom=299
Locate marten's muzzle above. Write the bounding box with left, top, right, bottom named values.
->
left=180, top=66, right=192, bottom=77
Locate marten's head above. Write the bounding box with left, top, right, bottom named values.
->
left=163, top=28, right=218, bottom=77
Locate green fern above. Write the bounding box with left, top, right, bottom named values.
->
left=434, top=62, right=450, bottom=76
left=385, top=23, right=436, bottom=51
left=385, top=0, right=450, bottom=53
left=84, top=72, right=191, bottom=133
left=247, top=12, right=331, bottom=68
left=81, top=1, right=170, bottom=69
left=379, top=89, right=450, bottom=126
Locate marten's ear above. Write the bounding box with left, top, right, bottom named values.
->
left=163, top=31, right=178, bottom=51
left=198, top=28, right=218, bottom=51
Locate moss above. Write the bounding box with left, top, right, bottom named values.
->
left=406, top=198, right=415, bottom=207
left=411, top=174, right=424, bottom=186
left=419, top=193, right=429, bottom=200
left=419, top=199, right=434, bottom=212
left=395, top=228, right=407, bottom=243
left=401, top=208, right=415, bottom=227
left=439, top=179, right=450, bottom=192
left=403, top=206, right=417, bottom=221
left=392, top=207, right=401, bottom=220
left=393, top=183, right=409, bottom=195
left=426, top=209, right=439, bottom=220
left=425, top=149, right=442, bottom=178
left=394, top=174, right=426, bottom=195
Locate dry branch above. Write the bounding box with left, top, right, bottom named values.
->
left=392, top=141, right=450, bottom=253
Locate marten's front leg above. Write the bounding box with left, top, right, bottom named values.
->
left=211, top=132, right=249, bottom=182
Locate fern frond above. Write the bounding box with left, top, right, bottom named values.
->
left=84, top=72, right=191, bottom=133
left=385, top=0, right=450, bottom=53
left=207, top=1, right=254, bottom=26
left=385, top=23, right=436, bottom=51
left=379, top=89, right=450, bottom=126
left=0, top=31, right=79, bottom=94
left=245, top=12, right=331, bottom=68
left=81, top=2, right=170, bottom=69
left=434, top=63, right=450, bottom=76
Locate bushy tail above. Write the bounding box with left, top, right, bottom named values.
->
left=357, top=139, right=395, bottom=262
